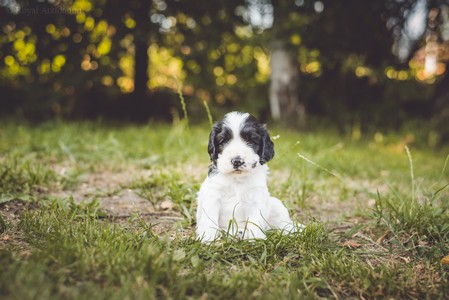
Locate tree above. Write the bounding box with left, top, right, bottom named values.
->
left=1, top=0, right=449, bottom=136
left=269, top=1, right=306, bottom=126
left=386, top=0, right=449, bottom=141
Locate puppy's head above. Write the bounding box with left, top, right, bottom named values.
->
left=208, top=112, right=274, bottom=175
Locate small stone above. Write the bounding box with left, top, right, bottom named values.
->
left=160, top=199, right=174, bottom=210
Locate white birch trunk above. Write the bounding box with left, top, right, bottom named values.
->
left=269, top=41, right=305, bottom=126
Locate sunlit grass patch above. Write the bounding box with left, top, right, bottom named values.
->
left=0, top=155, right=58, bottom=203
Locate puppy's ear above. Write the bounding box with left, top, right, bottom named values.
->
left=207, top=123, right=220, bottom=162
left=258, top=125, right=275, bottom=165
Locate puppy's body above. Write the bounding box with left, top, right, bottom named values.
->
left=196, top=112, right=299, bottom=242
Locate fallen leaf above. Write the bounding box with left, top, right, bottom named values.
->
left=19, top=250, right=31, bottom=259
left=399, top=256, right=411, bottom=263
left=441, top=255, right=449, bottom=265
left=341, top=240, right=362, bottom=248
left=418, top=240, right=428, bottom=247
left=376, top=229, right=390, bottom=244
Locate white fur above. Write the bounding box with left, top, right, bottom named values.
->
left=196, top=112, right=302, bottom=242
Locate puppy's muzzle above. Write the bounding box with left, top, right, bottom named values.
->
left=231, top=156, right=244, bottom=169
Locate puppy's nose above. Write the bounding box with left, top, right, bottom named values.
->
left=231, top=156, right=244, bottom=168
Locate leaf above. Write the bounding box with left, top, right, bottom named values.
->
left=173, top=249, right=186, bottom=262
left=191, top=255, right=201, bottom=268
left=418, top=240, right=428, bottom=247
left=441, top=255, right=449, bottom=265
left=376, top=229, right=390, bottom=244
left=248, top=255, right=257, bottom=265
left=341, top=240, right=362, bottom=248
left=259, top=247, right=267, bottom=264
left=399, top=256, right=411, bottom=263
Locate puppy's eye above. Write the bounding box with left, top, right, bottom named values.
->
left=218, top=137, right=230, bottom=145
left=252, top=139, right=260, bottom=145
left=217, top=129, right=232, bottom=145
left=249, top=135, right=260, bottom=144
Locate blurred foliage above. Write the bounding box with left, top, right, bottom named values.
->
left=0, top=0, right=448, bottom=139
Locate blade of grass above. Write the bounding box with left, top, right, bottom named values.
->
left=404, top=145, right=415, bottom=202
left=438, top=153, right=449, bottom=182
left=297, top=152, right=344, bottom=182
left=175, top=77, right=189, bottom=126
left=203, top=100, right=214, bottom=128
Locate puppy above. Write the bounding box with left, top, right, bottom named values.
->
left=196, top=111, right=301, bottom=242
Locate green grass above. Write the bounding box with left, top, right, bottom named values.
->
left=0, top=120, right=448, bottom=299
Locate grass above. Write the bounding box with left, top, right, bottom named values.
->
left=0, top=119, right=448, bottom=299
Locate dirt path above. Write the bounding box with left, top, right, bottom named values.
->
left=1, top=163, right=387, bottom=238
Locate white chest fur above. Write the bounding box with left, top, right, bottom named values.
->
left=215, top=172, right=268, bottom=227
left=196, top=165, right=275, bottom=240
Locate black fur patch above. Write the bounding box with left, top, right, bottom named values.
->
left=240, top=115, right=262, bottom=154
left=241, top=115, right=275, bottom=165
left=207, top=120, right=233, bottom=163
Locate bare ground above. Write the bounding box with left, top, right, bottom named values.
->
left=1, top=162, right=389, bottom=241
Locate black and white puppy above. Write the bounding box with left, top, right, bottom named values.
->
left=196, top=112, right=301, bottom=242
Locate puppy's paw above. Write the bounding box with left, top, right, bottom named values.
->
left=282, top=222, right=305, bottom=234
left=243, top=225, right=266, bottom=240
left=196, top=227, right=220, bottom=243
left=294, top=222, right=306, bottom=232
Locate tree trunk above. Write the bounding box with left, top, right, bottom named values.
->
left=126, top=0, right=151, bottom=121
left=269, top=41, right=305, bottom=126
left=134, top=39, right=149, bottom=96
left=431, top=62, right=449, bottom=143
left=269, top=2, right=306, bottom=127
left=133, top=0, right=151, bottom=97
